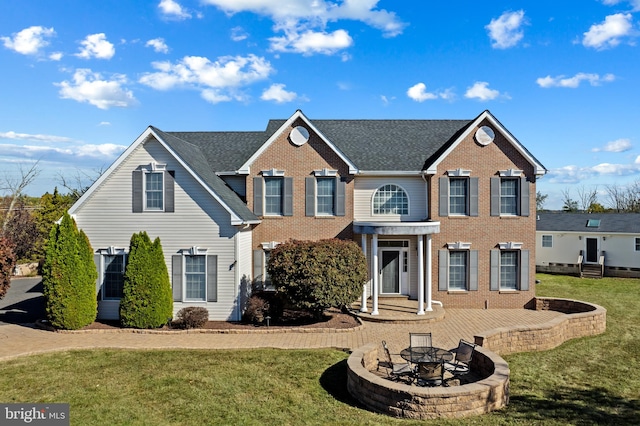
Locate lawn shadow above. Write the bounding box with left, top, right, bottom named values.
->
left=319, top=359, right=366, bottom=409
left=509, top=386, right=640, bottom=425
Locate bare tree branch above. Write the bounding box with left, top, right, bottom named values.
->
left=1, top=161, right=41, bottom=234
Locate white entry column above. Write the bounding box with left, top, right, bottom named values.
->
left=417, top=234, right=425, bottom=315
left=360, top=234, right=368, bottom=312
left=371, top=233, right=379, bottom=315
left=426, top=234, right=433, bottom=312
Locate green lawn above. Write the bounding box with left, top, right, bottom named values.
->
left=1, top=274, right=638, bottom=425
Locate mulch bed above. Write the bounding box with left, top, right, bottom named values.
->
left=81, top=307, right=359, bottom=331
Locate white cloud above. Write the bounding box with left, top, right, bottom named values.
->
left=592, top=138, right=633, bottom=152
left=601, top=0, right=640, bottom=11
left=49, top=52, right=63, bottom=61
left=158, top=0, right=192, bottom=20
left=486, top=10, right=526, bottom=49
left=464, top=82, right=501, bottom=101
left=0, top=131, right=73, bottom=143
left=1, top=26, right=55, bottom=55
left=76, top=33, right=115, bottom=59
left=269, top=28, right=353, bottom=55
left=406, top=83, right=438, bottom=102
left=201, top=0, right=406, bottom=55
left=261, top=83, right=298, bottom=103
left=139, top=54, right=273, bottom=102
left=0, top=142, right=126, bottom=163
left=548, top=160, right=640, bottom=183
left=583, top=13, right=633, bottom=49
left=536, top=72, right=616, bottom=88
left=56, top=69, right=137, bottom=109
left=146, top=38, right=169, bottom=53
left=231, top=27, right=249, bottom=42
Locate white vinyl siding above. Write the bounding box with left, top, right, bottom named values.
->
left=354, top=177, right=426, bottom=222
left=73, top=138, right=241, bottom=321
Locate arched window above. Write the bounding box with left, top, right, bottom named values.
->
left=373, top=184, right=409, bottom=215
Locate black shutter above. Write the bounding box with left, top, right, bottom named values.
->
left=469, top=177, right=479, bottom=217
left=253, top=177, right=263, bottom=216
left=283, top=177, right=293, bottom=216
left=490, top=177, right=501, bottom=217
left=520, top=250, right=530, bottom=291
left=172, top=255, right=182, bottom=302
left=520, top=177, right=530, bottom=217
left=305, top=177, right=315, bottom=217
left=94, top=254, right=102, bottom=300
left=438, top=250, right=448, bottom=291
left=469, top=250, right=478, bottom=291
left=165, top=170, right=175, bottom=212
left=335, top=177, right=345, bottom=216
left=207, top=255, right=217, bottom=302
left=132, top=170, right=143, bottom=213
left=490, top=250, right=499, bottom=291
left=439, top=177, right=449, bottom=217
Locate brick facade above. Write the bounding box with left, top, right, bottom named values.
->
left=429, top=118, right=538, bottom=308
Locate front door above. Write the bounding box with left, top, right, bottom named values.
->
left=586, top=237, right=598, bottom=263
left=380, top=250, right=400, bottom=294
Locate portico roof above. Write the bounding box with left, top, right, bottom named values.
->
left=354, top=221, right=440, bottom=235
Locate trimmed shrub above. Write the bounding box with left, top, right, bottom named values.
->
left=243, top=295, right=270, bottom=324
left=0, top=238, right=17, bottom=300
left=41, top=213, right=97, bottom=330
left=175, top=306, right=209, bottom=329
left=267, top=239, right=367, bottom=318
left=119, top=232, right=173, bottom=329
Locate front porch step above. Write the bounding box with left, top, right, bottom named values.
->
left=350, top=298, right=445, bottom=324
left=581, top=264, right=603, bottom=279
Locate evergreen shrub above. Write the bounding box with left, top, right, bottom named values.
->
left=119, top=232, right=173, bottom=328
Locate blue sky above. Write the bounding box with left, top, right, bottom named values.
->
left=1, top=0, right=640, bottom=209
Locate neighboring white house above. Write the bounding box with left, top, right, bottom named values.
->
left=536, top=212, right=640, bottom=278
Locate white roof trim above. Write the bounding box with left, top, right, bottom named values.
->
left=425, top=110, right=547, bottom=177
left=237, top=110, right=359, bottom=175
left=69, top=127, right=258, bottom=226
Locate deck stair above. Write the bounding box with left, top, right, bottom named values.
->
left=581, top=264, right=603, bottom=279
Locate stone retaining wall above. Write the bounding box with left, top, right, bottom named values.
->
left=346, top=343, right=510, bottom=419
left=474, top=297, right=606, bottom=356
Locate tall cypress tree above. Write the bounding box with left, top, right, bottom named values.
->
left=42, top=212, right=97, bottom=329
left=120, top=231, right=173, bottom=328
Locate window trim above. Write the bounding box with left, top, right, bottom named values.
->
left=499, top=250, right=519, bottom=291
left=172, top=249, right=217, bottom=303
left=438, top=246, right=478, bottom=292
left=499, top=178, right=519, bottom=216
left=372, top=183, right=409, bottom=216
left=97, top=247, right=127, bottom=301
left=184, top=254, right=207, bottom=302
left=490, top=248, right=530, bottom=292
left=542, top=235, right=553, bottom=248
left=144, top=171, right=164, bottom=211
left=449, top=177, right=469, bottom=216
left=264, top=176, right=284, bottom=216
left=316, top=177, right=336, bottom=216
left=439, top=176, right=478, bottom=217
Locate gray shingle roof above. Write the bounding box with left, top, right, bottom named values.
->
left=151, top=127, right=259, bottom=223
left=167, top=118, right=473, bottom=172
left=537, top=212, right=640, bottom=233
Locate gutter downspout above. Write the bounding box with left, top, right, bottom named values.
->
left=421, top=171, right=443, bottom=309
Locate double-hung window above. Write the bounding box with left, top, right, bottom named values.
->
left=185, top=255, right=206, bottom=301
left=253, top=171, right=293, bottom=216
left=500, top=179, right=518, bottom=215
left=373, top=184, right=408, bottom=215
left=449, top=178, right=468, bottom=215
left=490, top=244, right=530, bottom=292
left=132, top=164, right=175, bottom=213
left=96, top=248, right=127, bottom=300
left=439, top=170, right=478, bottom=217
left=491, top=171, right=529, bottom=217
left=499, top=251, right=518, bottom=290
left=542, top=235, right=553, bottom=248
left=438, top=243, right=478, bottom=292
left=316, top=178, right=335, bottom=215
left=171, top=249, right=218, bottom=303
left=146, top=172, right=164, bottom=210
left=264, top=177, right=283, bottom=215
left=306, top=172, right=345, bottom=217
left=448, top=251, right=468, bottom=291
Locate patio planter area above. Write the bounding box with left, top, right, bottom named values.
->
left=346, top=343, right=509, bottom=419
